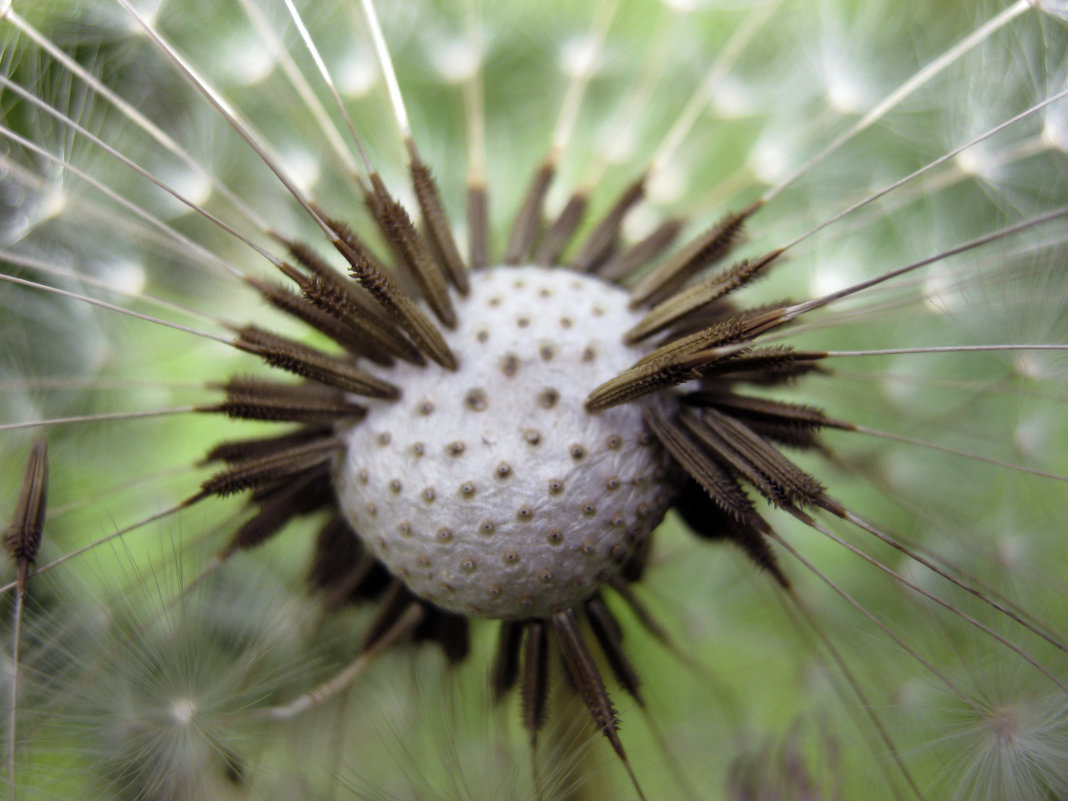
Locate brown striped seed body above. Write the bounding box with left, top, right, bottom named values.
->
left=335, top=267, right=679, bottom=618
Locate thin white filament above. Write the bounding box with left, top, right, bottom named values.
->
left=762, top=0, right=1034, bottom=203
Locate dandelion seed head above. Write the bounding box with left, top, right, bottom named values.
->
left=4, top=0, right=1068, bottom=797
left=622, top=205, right=661, bottom=243
left=159, top=168, right=213, bottom=214
left=646, top=160, right=687, bottom=203
left=1041, top=114, right=1068, bottom=153
left=749, top=136, right=791, bottom=185
left=954, top=146, right=1002, bottom=181
left=1013, top=350, right=1051, bottom=379
left=104, top=258, right=146, bottom=296
left=995, top=532, right=1028, bottom=569
left=335, top=267, right=677, bottom=618
left=429, top=37, right=482, bottom=84
left=219, top=32, right=276, bottom=86
left=923, top=267, right=968, bottom=313
left=824, top=71, right=868, bottom=115
left=169, top=697, right=196, bottom=725
left=38, top=187, right=66, bottom=224
left=560, top=34, right=601, bottom=79
left=337, top=47, right=379, bottom=97
left=937, top=692, right=1068, bottom=801
left=278, top=146, right=320, bottom=195
left=710, top=76, right=752, bottom=118
left=808, top=245, right=863, bottom=296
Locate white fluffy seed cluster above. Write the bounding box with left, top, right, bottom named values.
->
left=334, top=266, right=679, bottom=618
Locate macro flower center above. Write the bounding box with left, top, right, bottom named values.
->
left=334, top=266, right=679, bottom=618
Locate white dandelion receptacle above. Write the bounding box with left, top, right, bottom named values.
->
left=336, top=266, right=678, bottom=619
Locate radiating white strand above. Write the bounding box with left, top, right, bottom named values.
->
left=551, top=0, right=620, bottom=156
left=0, top=138, right=243, bottom=281
left=761, top=0, right=1035, bottom=203
left=236, top=0, right=362, bottom=176
left=0, top=408, right=198, bottom=434
left=755, top=231, right=1068, bottom=345
left=782, top=205, right=1068, bottom=321
left=359, top=0, right=411, bottom=138
left=284, top=0, right=374, bottom=173
left=840, top=508, right=1068, bottom=652
left=651, top=0, right=784, bottom=174
left=581, top=4, right=678, bottom=186
left=0, top=251, right=224, bottom=328
left=778, top=133, right=1055, bottom=253
left=113, top=0, right=336, bottom=238
left=824, top=345, right=1068, bottom=357
left=0, top=501, right=191, bottom=594
left=0, top=156, right=238, bottom=279
left=250, top=603, right=425, bottom=721
left=795, top=513, right=1068, bottom=694
left=0, top=88, right=282, bottom=276
left=0, top=83, right=293, bottom=273
left=771, top=531, right=972, bottom=704
left=0, top=273, right=232, bottom=346
left=777, top=87, right=1068, bottom=253
left=2, top=8, right=270, bottom=232
left=841, top=424, right=1068, bottom=482
left=462, top=0, right=487, bottom=186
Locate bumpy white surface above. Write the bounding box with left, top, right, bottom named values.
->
left=334, top=266, right=678, bottom=618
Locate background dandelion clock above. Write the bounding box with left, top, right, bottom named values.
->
left=2, top=0, right=1068, bottom=798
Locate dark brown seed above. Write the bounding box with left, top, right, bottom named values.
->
left=407, top=140, right=469, bottom=294
left=626, top=249, right=785, bottom=342
left=468, top=182, right=489, bottom=270
left=585, top=350, right=707, bottom=411
left=680, top=407, right=825, bottom=509
left=224, top=468, right=332, bottom=554
left=674, top=479, right=789, bottom=588
left=294, top=220, right=394, bottom=304
left=5, top=439, right=48, bottom=587
left=198, top=438, right=341, bottom=499
left=506, top=159, right=555, bottom=265
left=202, top=426, right=333, bottom=465
left=552, top=608, right=624, bottom=758
left=334, top=234, right=458, bottom=370
left=232, top=326, right=401, bottom=399
left=698, top=346, right=828, bottom=383
left=535, top=190, right=588, bottom=265
left=596, top=217, right=683, bottom=282
left=247, top=277, right=395, bottom=366
left=586, top=596, right=642, bottom=702
left=307, top=516, right=362, bottom=591
left=644, top=407, right=766, bottom=530
left=633, top=307, right=789, bottom=369
left=492, top=620, right=524, bottom=700
left=413, top=605, right=470, bottom=664
left=366, top=171, right=457, bottom=327
left=628, top=201, right=762, bottom=308
left=572, top=176, right=647, bottom=273
left=684, top=391, right=852, bottom=448
left=283, top=240, right=423, bottom=365
left=200, top=378, right=366, bottom=424
left=589, top=305, right=795, bottom=411
left=521, top=620, right=549, bottom=740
